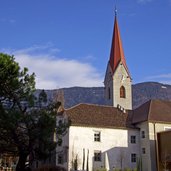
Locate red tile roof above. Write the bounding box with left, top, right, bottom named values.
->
left=132, top=99, right=171, bottom=124
left=65, top=103, right=134, bottom=129
left=109, top=16, right=130, bottom=77
left=64, top=100, right=171, bottom=128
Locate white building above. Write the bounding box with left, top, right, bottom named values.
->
left=56, top=13, right=171, bottom=171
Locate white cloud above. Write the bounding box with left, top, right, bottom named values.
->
left=13, top=43, right=60, bottom=55
left=146, top=73, right=171, bottom=79
left=144, top=73, right=171, bottom=84
left=1, top=45, right=103, bottom=89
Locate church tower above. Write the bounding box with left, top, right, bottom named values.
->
left=104, top=12, right=132, bottom=110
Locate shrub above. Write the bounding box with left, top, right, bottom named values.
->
left=133, top=168, right=138, bottom=171
left=113, top=168, right=121, bottom=171
left=124, top=168, right=131, bottom=171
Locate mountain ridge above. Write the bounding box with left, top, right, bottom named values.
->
left=39, top=82, right=171, bottom=109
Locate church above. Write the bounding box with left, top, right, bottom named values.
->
left=56, top=12, right=171, bottom=171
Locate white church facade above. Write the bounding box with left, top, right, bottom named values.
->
left=56, top=13, right=171, bottom=171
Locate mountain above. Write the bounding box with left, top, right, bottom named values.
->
left=63, top=87, right=106, bottom=108
left=132, top=82, right=171, bottom=108
left=41, top=82, right=171, bottom=109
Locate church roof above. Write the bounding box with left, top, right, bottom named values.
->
left=132, top=99, right=171, bottom=124
left=109, top=15, right=130, bottom=77
left=65, top=103, right=134, bottom=129
left=64, top=99, right=171, bottom=128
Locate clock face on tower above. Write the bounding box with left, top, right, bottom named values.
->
left=119, top=64, right=127, bottom=83
left=118, top=72, right=123, bottom=81
left=119, top=75, right=125, bottom=83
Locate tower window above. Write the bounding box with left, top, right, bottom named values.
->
left=120, top=86, right=126, bottom=98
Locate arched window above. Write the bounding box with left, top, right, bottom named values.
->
left=120, top=86, right=126, bottom=98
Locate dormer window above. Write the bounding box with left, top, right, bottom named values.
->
left=120, top=86, right=126, bottom=98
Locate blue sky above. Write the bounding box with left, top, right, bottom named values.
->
left=0, top=0, right=171, bottom=89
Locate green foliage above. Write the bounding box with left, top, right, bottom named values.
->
left=124, top=168, right=132, bottom=171
left=0, top=53, right=68, bottom=171
left=133, top=168, right=138, bottom=171
left=136, top=157, right=142, bottom=171
left=0, top=53, right=35, bottom=108
left=38, top=89, right=47, bottom=105
left=113, top=169, right=121, bottom=171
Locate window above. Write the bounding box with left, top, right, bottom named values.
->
left=141, top=131, right=145, bottom=138
left=131, top=135, right=136, bottom=144
left=120, top=86, right=126, bottom=98
left=57, top=133, right=62, bottom=146
left=58, top=154, right=63, bottom=164
left=94, top=132, right=101, bottom=142
left=94, top=151, right=101, bottom=161
left=131, top=153, right=136, bottom=163
left=108, top=87, right=111, bottom=99
left=142, top=148, right=146, bottom=154
left=58, top=120, right=63, bottom=126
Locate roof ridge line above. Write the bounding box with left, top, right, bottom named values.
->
left=148, top=100, right=152, bottom=120
left=66, top=103, right=120, bottom=109
left=65, top=103, right=82, bottom=110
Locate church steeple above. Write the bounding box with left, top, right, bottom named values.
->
left=104, top=12, right=132, bottom=110
left=109, top=14, right=130, bottom=77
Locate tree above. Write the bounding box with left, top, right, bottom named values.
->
left=0, top=53, right=67, bottom=171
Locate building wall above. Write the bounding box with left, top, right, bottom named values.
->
left=104, top=62, right=132, bottom=110
left=113, top=63, right=132, bottom=110
left=136, top=122, right=152, bottom=171
left=136, top=122, right=171, bottom=171
left=104, top=63, right=114, bottom=106
left=65, top=126, right=140, bottom=171
left=148, top=122, right=171, bottom=171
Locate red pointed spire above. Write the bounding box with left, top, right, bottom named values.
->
left=109, top=15, right=130, bottom=77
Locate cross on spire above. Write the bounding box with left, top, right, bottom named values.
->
left=115, top=6, right=117, bottom=16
